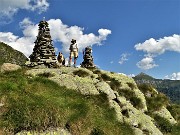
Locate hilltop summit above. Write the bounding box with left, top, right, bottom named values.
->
left=134, top=72, right=155, bottom=80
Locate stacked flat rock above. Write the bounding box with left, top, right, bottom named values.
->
left=81, top=46, right=95, bottom=68
left=28, top=20, right=57, bottom=68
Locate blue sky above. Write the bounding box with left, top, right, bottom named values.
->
left=0, top=0, right=180, bottom=79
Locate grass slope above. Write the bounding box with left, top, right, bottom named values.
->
left=0, top=42, right=28, bottom=66
left=0, top=69, right=134, bottom=135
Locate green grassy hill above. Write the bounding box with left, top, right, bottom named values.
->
left=0, top=69, right=133, bottom=135
left=0, top=42, right=28, bottom=66
left=0, top=42, right=179, bottom=135
left=0, top=68, right=179, bottom=135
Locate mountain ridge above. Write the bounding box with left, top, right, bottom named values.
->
left=133, top=72, right=180, bottom=104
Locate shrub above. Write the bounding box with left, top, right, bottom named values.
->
left=127, top=82, right=136, bottom=90
left=90, top=127, right=105, bottom=135
left=91, top=69, right=101, bottom=75
left=167, top=104, right=180, bottom=122
left=171, top=123, right=180, bottom=135
left=138, top=84, right=169, bottom=112
left=154, top=115, right=173, bottom=133
left=100, top=73, right=111, bottom=81
left=146, top=93, right=169, bottom=112
left=118, top=89, right=134, bottom=99
left=109, top=78, right=121, bottom=91
left=130, top=97, right=143, bottom=109
left=37, top=72, right=55, bottom=78
left=137, top=84, right=156, bottom=95
left=73, top=69, right=90, bottom=77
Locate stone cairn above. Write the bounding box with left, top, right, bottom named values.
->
left=27, top=20, right=57, bottom=68
left=81, top=46, right=95, bottom=68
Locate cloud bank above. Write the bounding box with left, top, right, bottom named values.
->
left=164, top=72, right=180, bottom=80
left=135, top=34, right=180, bottom=70
left=0, top=18, right=111, bottom=57
left=0, top=0, right=49, bottom=24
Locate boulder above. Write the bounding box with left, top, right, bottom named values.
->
left=0, top=63, right=21, bottom=72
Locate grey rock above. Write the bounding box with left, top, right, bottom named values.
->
left=0, top=63, right=21, bottom=72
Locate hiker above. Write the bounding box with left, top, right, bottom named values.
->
left=69, top=39, right=78, bottom=67
left=57, top=52, right=65, bottom=66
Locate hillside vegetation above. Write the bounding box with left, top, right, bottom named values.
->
left=0, top=66, right=179, bottom=135
left=134, top=72, right=180, bottom=104
left=0, top=69, right=133, bottom=135
left=0, top=42, right=28, bottom=66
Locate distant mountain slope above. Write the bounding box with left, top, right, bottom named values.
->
left=134, top=72, right=155, bottom=80
left=133, top=73, right=180, bottom=104
left=0, top=42, right=28, bottom=66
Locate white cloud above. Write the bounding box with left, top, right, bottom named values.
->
left=117, top=73, right=127, bottom=76
left=135, top=34, right=180, bottom=55
left=119, top=53, right=130, bottom=64
left=136, top=57, right=158, bottom=70
left=128, top=74, right=135, bottom=78
left=164, top=72, right=180, bottom=80
left=0, top=18, right=111, bottom=57
left=47, top=19, right=111, bottom=53
left=0, top=32, right=34, bottom=57
left=0, top=0, right=49, bottom=24
left=135, top=34, right=180, bottom=70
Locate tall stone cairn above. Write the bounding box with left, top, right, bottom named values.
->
left=28, top=20, right=57, bottom=68
left=81, top=46, right=95, bottom=68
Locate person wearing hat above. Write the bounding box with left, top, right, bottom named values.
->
left=69, top=39, right=78, bottom=67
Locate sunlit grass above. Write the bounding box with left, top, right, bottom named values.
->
left=0, top=69, right=134, bottom=135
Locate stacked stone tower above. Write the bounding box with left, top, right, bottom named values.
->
left=28, top=19, right=57, bottom=68
left=81, top=46, right=95, bottom=68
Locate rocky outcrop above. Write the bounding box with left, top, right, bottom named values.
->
left=154, top=106, right=177, bottom=124
left=16, top=128, right=71, bottom=135
left=0, top=63, right=21, bottom=72
left=26, top=67, right=177, bottom=135
left=0, top=42, right=28, bottom=66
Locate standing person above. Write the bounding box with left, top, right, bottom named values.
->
left=69, top=39, right=78, bottom=67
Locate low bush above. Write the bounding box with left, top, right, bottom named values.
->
left=137, top=84, right=169, bottom=112
left=137, top=84, right=156, bottom=95
left=130, top=97, right=143, bottom=109
left=127, top=82, right=136, bottom=90
left=146, top=93, right=169, bottom=112
left=154, top=115, right=173, bottom=133
left=167, top=104, right=180, bottom=122
left=109, top=78, right=121, bottom=91
left=37, top=72, right=55, bottom=78
left=73, top=69, right=90, bottom=77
